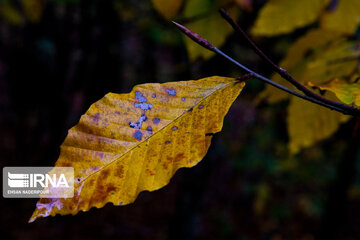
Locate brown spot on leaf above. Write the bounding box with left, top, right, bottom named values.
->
left=90, top=181, right=108, bottom=205
left=166, top=153, right=185, bottom=164
left=174, top=153, right=185, bottom=162
left=100, top=169, right=110, bottom=180
left=162, top=162, right=169, bottom=170
left=116, top=165, right=124, bottom=178
left=88, top=178, right=95, bottom=186
left=145, top=169, right=155, bottom=176
left=106, top=184, right=117, bottom=194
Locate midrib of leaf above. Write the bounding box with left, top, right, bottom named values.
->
left=76, top=80, right=239, bottom=185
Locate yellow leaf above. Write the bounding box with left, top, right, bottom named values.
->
left=251, top=0, right=330, bottom=36
left=308, top=78, right=360, bottom=106
left=256, top=29, right=354, bottom=154
left=320, top=0, right=360, bottom=34
left=152, top=0, right=183, bottom=19
left=183, top=0, right=239, bottom=61
left=21, top=0, right=44, bottom=23
left=300, top=38, right=360, bottom=84
left=29, top=76, right=246, bottom=222
left=287, top=92, right=350, bottom=154
left=0, top=3, right=24, bottom=26
left=259, top=29, right=342, bottom=103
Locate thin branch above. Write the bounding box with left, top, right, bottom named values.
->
left=213, top=47, right=349, bottom=114
left=218, top=8, right=360, bottom=116
left=172, top=21, right=352, bottom=115
left=236, top=73, right=254, bottom=81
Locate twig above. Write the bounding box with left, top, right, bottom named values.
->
left=172, top=21, right=357, bottom=116
left=218, top=8, right=360, bottom=116
left=236, top=73, right=254, bottom=81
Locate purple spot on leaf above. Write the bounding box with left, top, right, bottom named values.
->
left=153, top=118, right=160, bottom=124
left=198, top=105, right=204, bottom=109
left=147, top=126, right=153, bottom=134
left=134, top=102, right=153, bottom=111
left=152, top=93, right=156, bottom=98
left=165, top=141, right=171, bottom=144
left=172, top=126, right=178, bottom=131
left=166, top=88, right=176, bottom=96
left=92, top=113, right=101, bottom=124
left=135, top=91, right=147, bottom=103
left=188, top=108, right=193, bottom=112
left=134, top=131, right=143, bottom=141
left=129, top=114, right=148, bottom=129
left=181, top=97, right=186, bottom=101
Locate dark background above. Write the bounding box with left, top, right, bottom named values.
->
left=1, top=0, right=360, bottom=239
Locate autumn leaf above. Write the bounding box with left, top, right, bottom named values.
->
left=259, top=29, right=342, bottom=103
left=152, top=0, right=183, bottom=19
left=287, top=92, right=350, bottom=154
left=29, top=76, right=246, bottom=222
left=251, top=0, right=330, bottom=36
left=300, top=38, right=360, bottom=85
left=257, top=29, right=355, bottom=153
left=182, top=0, right=239, bottom=61
left=308, top=78, right=360, bottom=107
left=320, top=0, right=360, bottom=35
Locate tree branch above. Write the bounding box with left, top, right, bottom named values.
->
left=172, top=21, right=360, bottom=116
left=218, top=8, right=360, bottom=117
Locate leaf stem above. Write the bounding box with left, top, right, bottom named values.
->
left=172, top=21, right=356, bottom=115
left=218, top=8, right=360, bottom=116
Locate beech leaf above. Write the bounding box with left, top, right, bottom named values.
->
left=29, top=76, right=246, bottom=222
left=320, top=0, right=360, bottom=34
left=308, top=78, right=360, bottom=107
left=251, top=0, right=329, bottom=36
left=287, top=92, right=350, bottom=154
left=258, top=29, right=342, bottom=103
left=257, top=29, right=354, bottom=153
